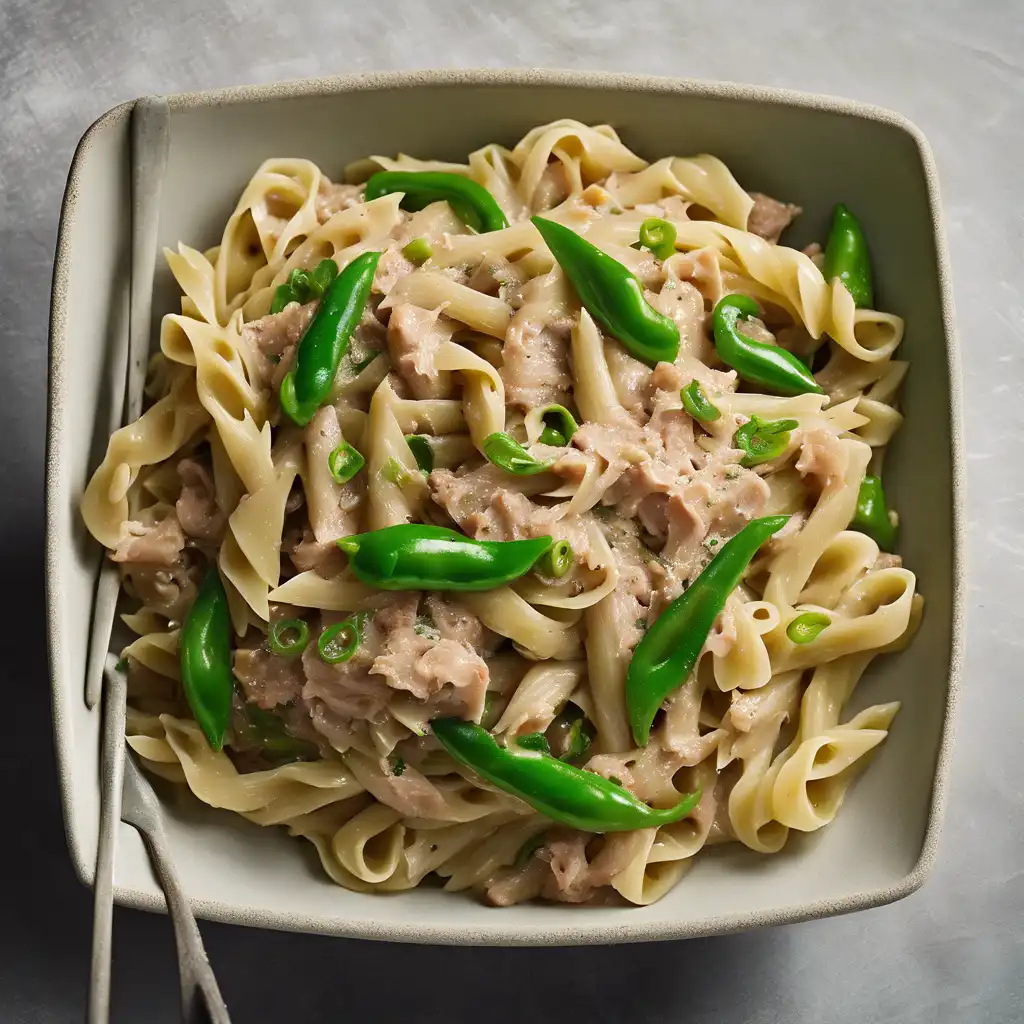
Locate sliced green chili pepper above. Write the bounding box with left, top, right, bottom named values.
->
left=786, top=611, right=831, bottom=644
left=516, top=732, right=552, bottom=754
left=537, top=404, right=579, bottom=446
left=712, top=294, right=822, bottom=396
left=365, top=171, right=509, bottom=233
left=267, top=618, right=310, bottom=658
left=734, top=415, right=799, bottom=468
left=639, top=218, right=677, bottom=260
left=537, top=539, right=573, bottom=579
left=328, top=440, right=365, bottom=484
left=280, top=251, right=380, bottom=426
left=532, top=216, right=680, bottom=366
left=432, top=718, right=701, bottom=832
left=850, top=474, right=896, bottom=551
left=179, top=567, right=234, bottom=750
left=626, top=514, right=789, bottom=746
left=402, top=237, right=433, bottom=264
left=681, top=379, right=721, bottom=423
left=270, top=258, right=340, bottom=314
left=404, top=434, right=434, bottom=473
left=483, top=431, right=555, bottom=476
left=318, top=613, right=367, bottom=665
left=338, top=524, right=553, bottom=591
left=823, top=203, right=874, bottom=309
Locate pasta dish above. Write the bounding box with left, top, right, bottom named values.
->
left=81, top=120, right=921, bottom=906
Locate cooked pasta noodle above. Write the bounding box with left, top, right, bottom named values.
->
left=82, top=121, right=919, bottom=908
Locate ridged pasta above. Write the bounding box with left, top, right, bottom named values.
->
left=81, top=119, right=921, bottom=909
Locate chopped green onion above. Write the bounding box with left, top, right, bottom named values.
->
left=639, top=218, right=677, bottom=261
left=309, top=258, right=339, bottom=296
left=271, top=259, right=339, bottom=314
left=413, top=615, right=441, bottom=641
left=482, top=431, right=555, bottom=476
left=382, top=456, right=411, bottom=485
left=786, top=611, right=831, bottom=644
left=537, top=539, right=573, bottom=579
left=290, top=268, right=312, bottom=296
left=270, top=284, right=298, bottom=315
left=733, top=415, right=799, bottom=468
left=516, top=732, right=552, bottom=754
left=562, top=715, right=594, bottom=761
left=404, top=434, right=435, bottom=473
left=318, top=614, right=366, bottom=665
left=402, top=237, right=433, bottom=265
left=515, top=831, right=547, bottom=867
left=267, top=618, right=310, bottom=658
left=537, top=404, right=579, bottom=447
left=328, top=440, right=365, bottom=484
left=391, top=757, right=407, bottom=777
left=681, top=379, right=721, bottom=423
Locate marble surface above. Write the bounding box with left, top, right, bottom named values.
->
left=2, top=0, right=1021, bottom=1020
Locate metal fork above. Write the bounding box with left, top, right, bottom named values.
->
left=89, top=657, right=232, bottom=1023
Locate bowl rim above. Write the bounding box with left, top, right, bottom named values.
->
left=46, top=67, right=965, bottom=945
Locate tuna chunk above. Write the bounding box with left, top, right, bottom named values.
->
left=233, top=645, right=304, bottom=709
left=747, top=192, right=801, bottom=243
left=316, top=181, right=364, bottom=223
left=176, top=458, right=225, bottom=542
left=386, top=303, right=455, bottom=399
left=111, top=512, right=185, bottom=566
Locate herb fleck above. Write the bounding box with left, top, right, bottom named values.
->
left=391, top=757, right=406, bottom=777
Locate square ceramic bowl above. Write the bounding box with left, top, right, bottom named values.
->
left=46, top=69, right=964, bottom=945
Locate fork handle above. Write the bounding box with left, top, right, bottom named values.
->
left=88, top=658, right=128, bottom=1024
left=135, top=817, right=231, bottom=1024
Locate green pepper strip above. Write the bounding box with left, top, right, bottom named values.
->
left=823, top=203, right=874, bottom=309
left=681, top=379, right=721, bottom=423
left=786, top=611, right=831, bottom=644
left=179, top=568, right=235, bottom=750
left=483, top=431, right=555, bottom=476
left=639, top=218, right=677, bottom=260
left=626, top=515, right=790, bottom=746
left=328, top=440, right=365, bottom=484
left=538, top=404, right=579, bottom=446
left=280, top=251, right=381, bottom=426
left=338, top=524, right=553, bottom=592
left=365, top=171, right=509, bottom=233
left=712, top=294, right=822, bottom=396
left=432, top=718, right=701, bottom=833
left=532, top=216, right=680, bottom=367
left=734, top=415, right=799, bottom=468
left=850, top=474, right=896, bottom=551
left=267, top=618, right=310, bottom=658
left=537, top=539, right=573, bottom=579
left=404, top=434, right=434, bottom=473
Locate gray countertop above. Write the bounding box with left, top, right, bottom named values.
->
left=3, top=1, right=1021, bottom=1021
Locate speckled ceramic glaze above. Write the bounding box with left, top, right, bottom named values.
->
left=46, top=69, right=964, bottom=945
